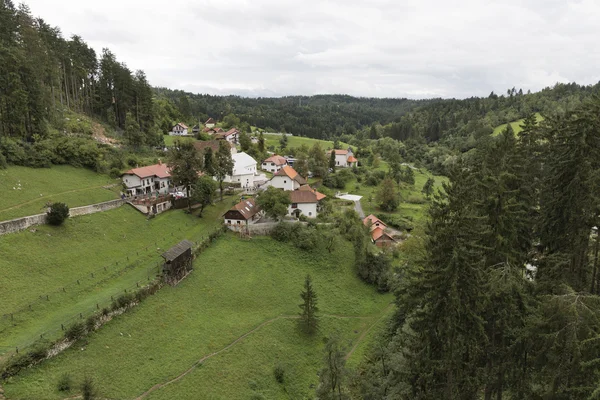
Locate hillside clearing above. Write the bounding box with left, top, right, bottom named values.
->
left=492, top=112, right=544, bottom=136
left=0, top=202, right=231, bottom=355
left=0, top=166, right=119, bottom=221
left=3, top=236, right=392, bottom=400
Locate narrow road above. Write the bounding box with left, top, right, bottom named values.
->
left=354, top=200, right=365, bottom=218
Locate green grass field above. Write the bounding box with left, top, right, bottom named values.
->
left=0, top=165, right=119, bottom=221
left=162, top=135, right=197, bottom=146
left=492, top=112, right=544, bottom=136
left=0, top=202, right=232, bottom=356
left=3, top=236, right=392, bottom=400
left=263, top=135, right=352, bottom=152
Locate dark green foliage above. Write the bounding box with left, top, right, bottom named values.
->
left=375, top=178, right=398, bottom=212
left=421, top=177, right=434, bottom=198
left=298, top=274, right=319, bottom=334
left=316, top=334, right=347, bottom=399
left=356, top=251, right=392, bottom=292
left=257, top=187, right=291, bottom=220
left=214, top=140, right=234, bottom=200
left=273, top=363, right=285, bottom=384
left=65, top=321, right=86, bottom=341
left=190, top=175, right=217, bottom=217
left=46, top=202, right=69, bottom=226
left=81, top=375, right=97, bottom=400
left=167, top=140, right=203, bottom=210
left=57, top=372, right=72, bottom=392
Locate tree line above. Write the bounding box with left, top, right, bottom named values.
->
left=352, top=100, right=600, bottom=399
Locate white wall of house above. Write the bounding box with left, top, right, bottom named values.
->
left=206, top=122, right=215, bottom=128
left=224, top=172, right=255, bottom=188
left=225, top=133, right=238, bottom=144
left=270, top=175, right=300, bottom=191
left=335, top=153, right=348, bottom=167
left=170, top=125, right=188, bottom=136
left=122, top=174, right=172, bottom=196
left=288, top=202, right=318, bottom=218
left=261, top=162, right=286, bottom=173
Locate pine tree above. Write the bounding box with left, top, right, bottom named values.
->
left=298, top=274, right=318, bottom=334
left=316, top=334, right=347, bottom=400
left=329, top=149, right=336, bottom=173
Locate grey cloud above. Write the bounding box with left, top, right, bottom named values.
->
left=24, top=0, right=600, bottom=98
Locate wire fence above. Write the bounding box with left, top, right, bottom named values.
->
left=0, top=226, right=225, bottom=362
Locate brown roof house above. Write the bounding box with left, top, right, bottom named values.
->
left=205, top=118, right=216, bottom=128
left=122, top=161, right=172, bottom=196
left=269, top=166, right=307, bottom=191
left=262, top=154, right=288, bottom=173
left=170, top=122, right=189, bottom=136
left=223, top=198, right=263, bottom=230
left=363, top=214, right=396, bottom=247
left=288, top=185, right=326, bottom=219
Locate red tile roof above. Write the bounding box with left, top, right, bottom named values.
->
left=274, top=166, right=306, bottom=184
left=363, top=214, right=387, bottom=230
left=347, top=155, right=358, bottom=162
left=223, top=128, right=239, bottom=137
left=174, top=122, right=188, bottom=130
left=329, top=149, right=349, bottom=155
left=298, top=185, right=326, bottom=201
left=123, top=163, right=171, bottom=179
left=263, top=155, right=287, bottom=165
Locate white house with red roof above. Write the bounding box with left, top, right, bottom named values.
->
left=223, top=152, right=259, bottom=188
left=328, top=148, right=358, bottom=168
left=218, top=128, right=239, bottom=144
left=122, top=161, right=172, bottom=196
left=269, top=166, right=307, bottom=191
left=170, top=122, right=189, bottom=136
left=261, top=155, right=288, bottom=173
left=363, top=214, right=396, bottom=247
left=288, top=185, right=326, bottom=218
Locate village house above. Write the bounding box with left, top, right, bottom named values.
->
left=223, top=198, right=262, bottom=226
left=216, top=128, right=239, bottom=144
left=328, top=148, right=358, bottom=168
left=205, top=118, right=216, bottom=128
left=269, top=166, right=306, bottom=191
left=191, top=125, right=200, bottom=135
left=224, top=152, right=259, bottom=188
left=122, top=161, right=172, bottom=196
left=288, top=185, right=326, bottom=218
left=261, top=155, right=288, bottom=173
left=363, top=214, right=396, bottom=247
left=170, top=122, right=189, bottom=136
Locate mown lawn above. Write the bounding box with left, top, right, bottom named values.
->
left=162, top=135, right=197, bottom=146
left=263, top=135, right=352, bottom=152
left=0, top=201, right=232, bottom=355
left=4, top=236, right=392, bottom=400
left=492, top=112, right=544, bottom=136
left=0, top=165, right=119, bottom=221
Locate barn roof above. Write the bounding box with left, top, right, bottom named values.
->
left=226, top=198, right=261, bottom=220
left=161, top=240, right=195, bottom=262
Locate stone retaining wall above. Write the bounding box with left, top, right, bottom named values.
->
left=0, top=199, right=125, bottom=236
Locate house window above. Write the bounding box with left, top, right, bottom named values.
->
left=237, top=221, right=241, bottom=225
left=227, top=220, right=231, bottom=224
left=291, top=203, right=298, bottom=209
left=308, top=212, right=312, bottom=216
left=284, top=180, right=287, bottom=184
left=271, top=163, right=275, bottom=166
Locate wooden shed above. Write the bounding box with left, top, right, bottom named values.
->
left=161, top=240, right=194, bottom=285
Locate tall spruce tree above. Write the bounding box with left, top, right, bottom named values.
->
left=298, top=274, right=319, bottom=334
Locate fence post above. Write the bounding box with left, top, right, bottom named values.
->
left=96, top=303, right=99, bottom=310
left=77, top=279, right=80, bottom=285
left=80, top=313, right=83, bottom=319
left=61, top=324, right=64, bottom=330
left=46, top=295, right=49, bottom=301
left=63, top=287, right=66, bottom=292
left=91, top=273, right=94, bottom=278
left=16, top=347, right=18, bottom=354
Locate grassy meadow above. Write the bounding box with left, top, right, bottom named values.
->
left=492, top=112, right=544, bottom=136
left=3, top=236, right=392, bottom=400
left=162, top=135, right=197, bottom=146
left=0, top=165, right=119, bottom=221
left=262, top=134, right=352, bottom=152
left=0, top=201, right=232, bottom=356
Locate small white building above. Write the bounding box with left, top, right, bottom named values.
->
left=219, top=128, right=239, bottom=144
left=205, top=118, right=216, bottom=129
left=122, top=161, right=172, bottom=196
left=288, top=185, right=326, bottom=218
left=170, top=122, right=189, bottom=136
left=269, top=166, right=307, bottom=191
left=261, top=155, right=288, bottom=173
left=328, top=148, right=358, bottom=168
left=224, top=152, right=258, bottom=188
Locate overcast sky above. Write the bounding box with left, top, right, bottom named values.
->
left=24, top=0, right=600, bottom=99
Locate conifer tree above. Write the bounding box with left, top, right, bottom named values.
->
left=298, top=274, right=319, bottom=334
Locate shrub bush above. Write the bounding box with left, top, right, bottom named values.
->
left=65, top=321, right=86, bottom=341
left=57, top=372, right=72, bottom=392
left=81, top=375, right=97, bottom=400
left=273, top=363, right=285, bottom=383
left=47, top=202, right=69, bottom=226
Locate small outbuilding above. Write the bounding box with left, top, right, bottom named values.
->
left=161, top=240, right=195, bottom=285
